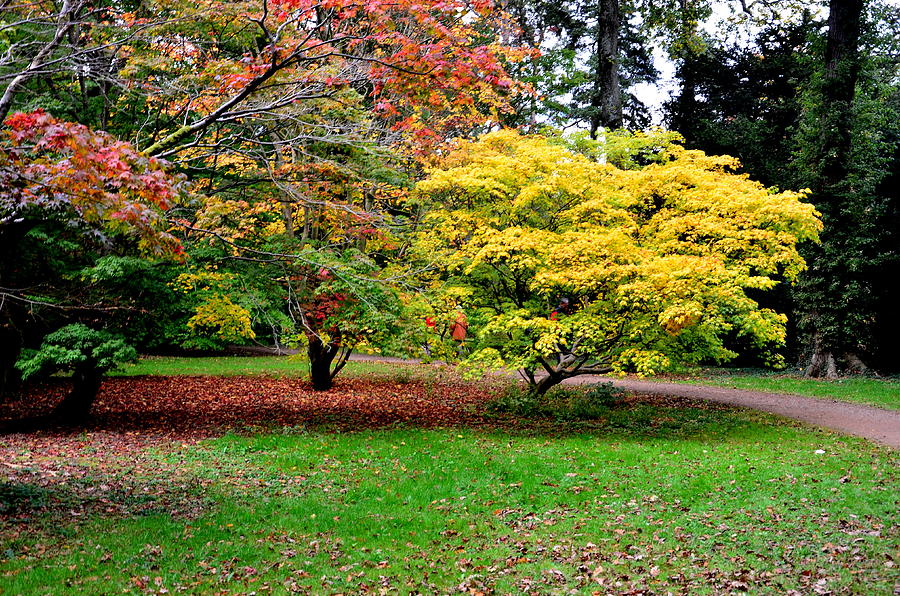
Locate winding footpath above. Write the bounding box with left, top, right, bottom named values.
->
left=341, top=354, right=900, bottom=449
left=240, top=351, right=900, bottom=449
left=564, top=376, right=900, bottom=450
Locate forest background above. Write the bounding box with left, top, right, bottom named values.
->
left=0, top=0, right=897, bottom=412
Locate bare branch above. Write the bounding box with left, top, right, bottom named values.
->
left=0, top=0, right=78, bottom=120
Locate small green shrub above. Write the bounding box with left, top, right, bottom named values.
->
left=582, top=382, right=626, bottom=408
left=487, top=383, right=624, bottom=421
left=485, top=384, right=545, bottom=417
left=16, top=324, right=137, bottom=381
left=16, top=324, right=138, bottom=419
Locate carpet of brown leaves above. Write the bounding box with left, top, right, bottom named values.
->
left=1, top=375, right=498, bottom=438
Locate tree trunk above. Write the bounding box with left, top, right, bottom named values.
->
left=589, top=0, right=622, bottom=137
left=802, top=0, right=865, bottom=378
left=533, top=373, right=565, bottom=396
left=804, top=333, right=838, bottom=379
left=307, top=336, right=338, bottom=391
left=301, top=205, right=311, bottom=245
left=842, top=352, right=869, bottom=375
left=53, top=365, right=103, bottom=422
left=819, top=0, right=864, bottom=187
left=282, top=202, right=294, bottom=238
left=0, top=325, right=23, bottom=397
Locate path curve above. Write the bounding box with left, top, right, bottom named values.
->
left=233, top=350, right=900, bottom=449
left=562, top=376, right=900, bottom=450
left=343, top=354, right=900, bottom=449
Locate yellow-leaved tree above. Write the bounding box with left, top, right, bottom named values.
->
left=412, top=129, right=821, bottom=394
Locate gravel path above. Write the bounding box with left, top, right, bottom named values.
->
left=344, top=355, right=900, bottom=449
left=238, top=350, right=900, bottom=449
left=563, top=376, right=900, bottom=449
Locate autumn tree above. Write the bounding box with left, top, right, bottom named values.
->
left=109, top=0, right=521, bottom=160
left=171, top=134, right=408, bottom=390
left=173, top=226, right=403, bottom=390
left=96, top=0, right=524, bottom=391
left=0, top=111, right=185, bottom=393
left=412, top=130, right=820, bottom=394
left=292, top=256, right=401, bottom=390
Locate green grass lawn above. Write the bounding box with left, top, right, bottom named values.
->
left=113, top=355, right=397, bottom=378
left=113, top=355, right=457, bottom=386
left=2, top=406, right=897, bottom=594
left=662, top=369, right=900, bottom=411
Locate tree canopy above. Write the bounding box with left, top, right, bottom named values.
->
left=412, top=130, right=820, bottom=393
left=0, top=0, right=895, bottom=409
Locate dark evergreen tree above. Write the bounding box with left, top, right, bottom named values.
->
left=664, top=16, right=818, bottom=187
left=501, top=0, right=658, bottom=132
left=665, top=0, right=900, bottom=375
left=792, top=0, right=900, bottom=376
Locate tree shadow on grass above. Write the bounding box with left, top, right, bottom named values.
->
left=1, top=459, right=210, bottom=551
left=1, top=478, right=203, bottom=518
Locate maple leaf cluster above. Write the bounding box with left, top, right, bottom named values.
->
left=1, top=110, right=186, bottom=257
left=125, top=0, right=528, bottom=158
